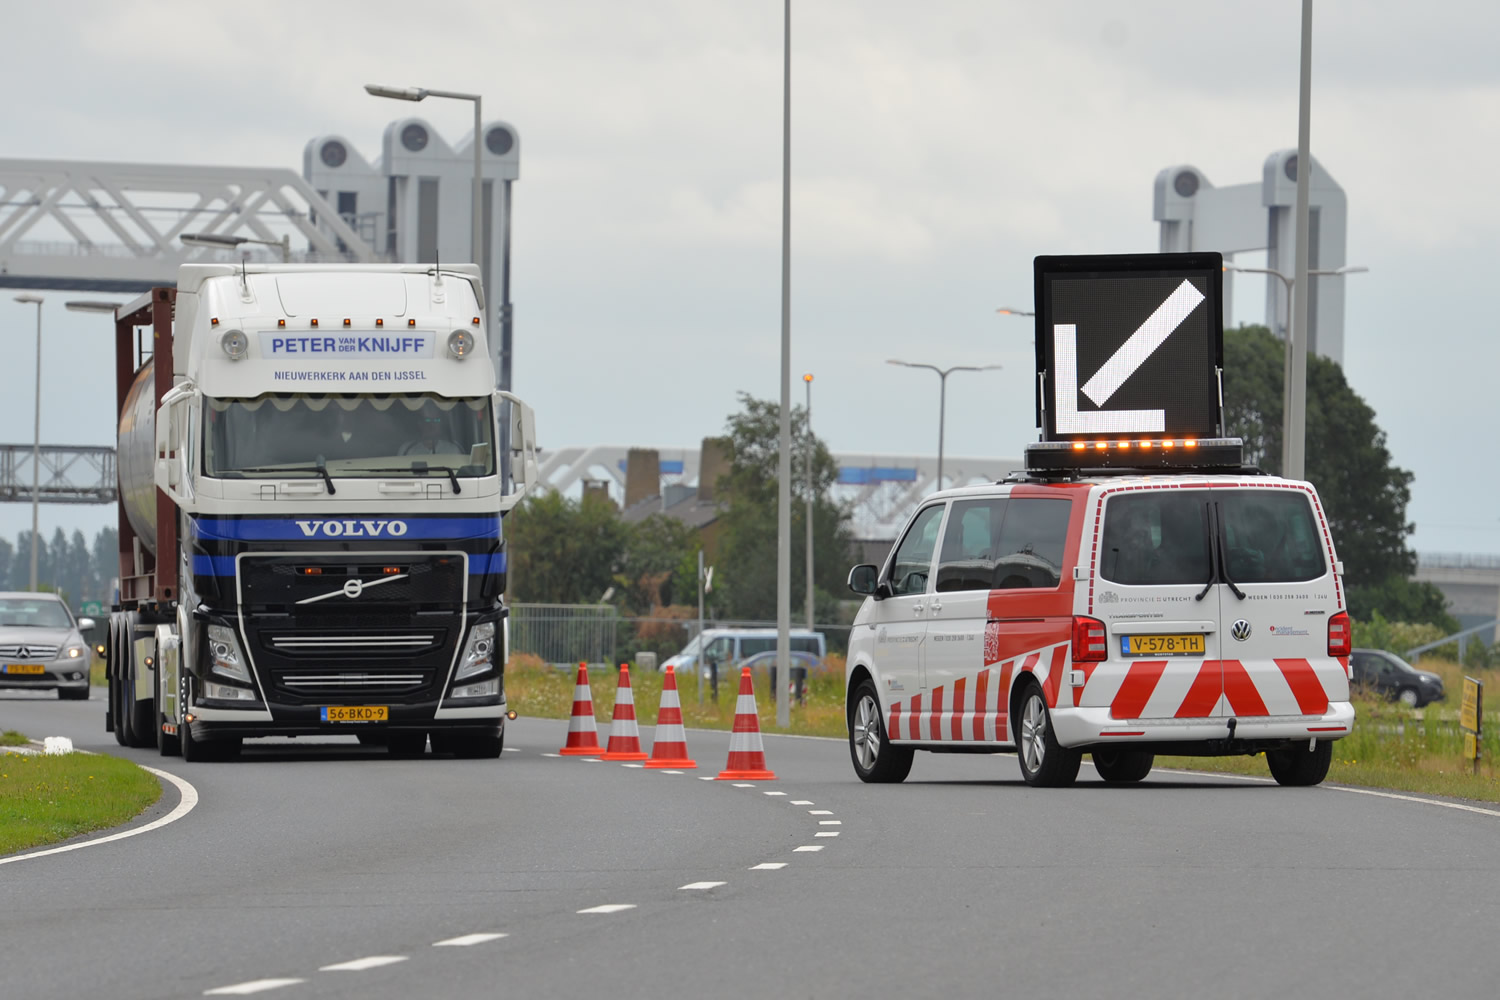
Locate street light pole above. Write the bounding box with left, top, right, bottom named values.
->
left=803, top=373, right=814, bottom=632
left=887, top=360, right=1002, bottom=490
left=14, top=294, right=43, bottom=592
left=774, top=0, right=793, bottom=729
left=1287, top=0, right=1316, bottom=483
left=1224, top=262, right=1366, bottom=477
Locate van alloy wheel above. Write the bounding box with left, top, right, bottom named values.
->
left=853, top=692, right=882, bottom=771
left=1020, top=692, right=1047, bottom=773
left=1015, top=684, right=1081, bottom=788
left=846, top=679, right=913, bottom=783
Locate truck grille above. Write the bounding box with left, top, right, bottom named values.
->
left=237, top=553, right=466, bottom=705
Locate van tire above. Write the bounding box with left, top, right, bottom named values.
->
left=1016, top=684, right=1080, bottom=787
left=1092, top=749, right=1154, bottom=783
left=1266, top=740, right=1332, bottom=786
left=848, top=679, right=913, bottom=783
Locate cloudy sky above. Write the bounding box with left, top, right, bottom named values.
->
left=2, top=0, right=1498, bottom=556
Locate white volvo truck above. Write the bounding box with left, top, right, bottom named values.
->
left=103, top=263, right=536, bottom=760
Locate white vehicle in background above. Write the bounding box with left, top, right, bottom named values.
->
left=664, top=628, right=826, bottom=675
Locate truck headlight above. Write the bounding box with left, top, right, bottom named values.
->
left=449, top=678, right=500, bottom=700
left=207, top=624, right=252, bottom=684
left=454, top=621, right=495, bottom=681
left=203, top=679, right=261, bottom=702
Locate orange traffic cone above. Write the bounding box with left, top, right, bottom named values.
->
left=645, top=665, right=697, bottom=769
left=716, top=666, right=777, bottom=780
left=601, top=663, right=649, bottom=761
left=559, top=663, right=604, bottom=756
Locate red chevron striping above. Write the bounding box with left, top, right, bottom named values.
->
left=972, top=669, right=990, bottom=741
left=997, top=660, right=1016, bottom=742
left=1044, top=645, right=1067, bottom=709
left=1111, top=660, right=1168, bottom=719
left=1175, top=660, right=1223, bottom=718
left=951, top=677, right=967, bottom=740
left=888, top=701, right=902, bottom=741
left=1274, top=658, right=1330, bottom=714
left=930, top=685, right=945, bottom=741
left=910, top=693, right=924, bottom=740
left=1222, top=660, right=1269, bottom=716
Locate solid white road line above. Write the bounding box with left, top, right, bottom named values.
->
left=679, top=881, right=727, bottom=890
left=319, top=956, right=408, bottom=972
left=808, top=810, right=832, bottom=815
left=750, top=863, right=788, bottom=870
left=1, top=765, right=198, bottom=867
left=793, top=845, right=824, bottom=852
left=433, top=933, right=508, bottom=947
left=1158, top=767, right=1500, bottom=819
left=578, top=904, right=637, bottom=914
left=204, top=979, right=305, bottom=995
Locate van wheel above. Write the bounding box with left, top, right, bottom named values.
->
left=1016, top=684, right=1080, bottom=787
left=1267, top=740, right=1332, bottom=786
left=1092, top=749, right=1154, bottom=783
left=848, top=680, right=913, bottom=783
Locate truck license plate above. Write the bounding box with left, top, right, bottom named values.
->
left=1122, top=634, right=1205, bottom=657
left=2, top=664, right=45, bottom=674
left=321, top=705, right=389, bottom=722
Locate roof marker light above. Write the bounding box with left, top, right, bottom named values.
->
left=1185, top=439, right=1198, bottom=449
left=310, top=318, right=318, bottom=327
left=343, top=318, right=351, bottom=327
left=472, top=316, right=481, bottom=325
left=210, top=317, right=219, bottom=327
left=278, top=319, right=286, bottom=327
left=1072, top=442, right=1085, bottom=451
left=408, top=318, right=416, bottom=327
left=376, top=318, right=384, bottom=327
left=1094, top=441, right=1107, bottom=451
left=1118, top=441, right=1130, bottom=450
left=1162, top=440, right=1174, bottom=450
left=1140, top=440, right=1151, bottom=449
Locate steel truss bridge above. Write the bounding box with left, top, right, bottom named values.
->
left=0, top=445, right=116, bottom=504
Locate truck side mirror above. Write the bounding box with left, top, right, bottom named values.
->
left=848, top=564, right=879, bottom=596
left=495, top=390, right=538, bottom=509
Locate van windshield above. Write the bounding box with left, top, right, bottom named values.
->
left=203, top=393, right=494, bottom=479
left=1101, top=489, right=1325, bottom=586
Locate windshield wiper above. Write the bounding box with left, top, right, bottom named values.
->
left=1195, top=504, right=1218, bottom=601
left=1214, top=501, right=1246, bottom=600
left=359, top=465, right=462, bottom=494
left=232, top=463, right=335, bottom=495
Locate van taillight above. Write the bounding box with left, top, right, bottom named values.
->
left=1072, top=616, right=1108, bottom=662
left=1328, top=612, right=1351, bottom=657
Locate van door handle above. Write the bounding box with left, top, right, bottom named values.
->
left=929, top=601, right=943, bottom=614
left=912, top=603, right=925, bottom=616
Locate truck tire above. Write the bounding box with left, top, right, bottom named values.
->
left=1267, top=740, right=1332, bottom=786
left=108, top=617, right=128, bottom=747
left=1092, top=749, right=1154, bottom=783
left=1015, top=682, right=1081, bottom=788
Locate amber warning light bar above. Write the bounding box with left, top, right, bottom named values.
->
left=1024, top=437, right=1244, bottom=473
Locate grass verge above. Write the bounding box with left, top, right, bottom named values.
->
left=1, top=731, right=27, bottom=747
left=0, top=749, right=162, bottom=855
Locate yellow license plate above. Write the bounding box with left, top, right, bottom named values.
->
left=321, top=705, right=388, bottom=722
left=1123, top=634, right=1205, bottom=657
left=3, top=663, right=45, bottom=675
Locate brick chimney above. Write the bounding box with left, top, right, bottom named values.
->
left=697, top=436, right=732, bottom=503
left=625, top=448, right=660, bottom=508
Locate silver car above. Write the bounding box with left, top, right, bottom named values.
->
left=0, top=592, right=94, bottom=700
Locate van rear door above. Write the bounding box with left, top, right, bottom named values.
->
left=1210, top=485, right=1348, bottom=719
left=1080, top=488, right=1225, bottom=720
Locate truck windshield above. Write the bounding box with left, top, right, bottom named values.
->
left=203, top=393, right=495, bottom=479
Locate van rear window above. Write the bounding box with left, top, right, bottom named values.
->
left=1100, top=490, right=1325, bottom=586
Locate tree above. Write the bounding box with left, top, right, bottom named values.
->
left=505, top=490, right=628, bottom=604
left=615, top=513, right=698, bottom=613
left=714, top=393, right=855, bottom=625
left=1222, top=325, right=1448, bottom=624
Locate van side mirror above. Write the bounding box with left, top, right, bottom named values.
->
left=848, top=564, right=879, bottom=596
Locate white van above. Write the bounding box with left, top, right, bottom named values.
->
left=664, top=628, right=826, bottom=674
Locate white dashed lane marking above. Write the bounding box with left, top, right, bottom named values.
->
left=623, top=764, right=645, bottom=768
left=732, top=783, right=755, bottom=787
left=661, top=769, right=684, bottom=774
left=698, top=776, right=716, bottom=781
left=204, top=979, right=306, bottom=995
left=433, top=933, right=508, bottom=947
left=815, top=831, right=839, bottom=837
left=320, top=956, right=408, bottom=972
left=819, top=820, right=841, bottom=825
left=541, top=753, right=561, bottom=758
left=503, top=747, right=521, bottom=752
left=764, top=791, right=786, bottom=796
left=679, top=881, right=727, bottom=890
left=793, top=845, right=823, bottom=852
left=791, top=800, right=813, bottom=805
left=578, top=904, right=637, bottom=914
left=808, top=810, right=832, bottom=815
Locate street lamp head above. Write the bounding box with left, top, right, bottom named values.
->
left=13, top=294, right=42, bottom=305
left=66, top=300, right=121, bottom=313
left=365, top=83, right=428, bottom=101
left=182, top=232, right=248, bottom=250
left=803, top=373, right=813, bottom=383
left=996, top=307, right=1034, bottom=317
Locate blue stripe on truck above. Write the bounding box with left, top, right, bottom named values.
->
left=191, top=552, right=506, bottom=577
left=191, top=515, right=502, bottom=542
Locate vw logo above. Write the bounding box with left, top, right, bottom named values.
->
left=342, top=579, right=364, bottom=599
left=1230, top=619, right=1252, bottom=642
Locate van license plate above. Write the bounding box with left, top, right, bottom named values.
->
left=3, top=663, right=45, bottom=674
left=321, top=705, right=388, bottom=722
left=1122, top=635, right=1205, bottom=657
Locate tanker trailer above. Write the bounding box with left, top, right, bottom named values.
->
left=103, top=264, right=537, bottom=761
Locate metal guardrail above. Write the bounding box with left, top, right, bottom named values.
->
left=1406, top=619, right=1499, bottom=661
left=509, top=603, right=620, bottom=667
left=1417, top=552, right=1500, bottom=570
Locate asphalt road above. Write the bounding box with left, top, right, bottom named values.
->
left=3, top=688, right=1499, bottom=1000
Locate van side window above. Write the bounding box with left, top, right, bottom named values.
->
left=740, top=638, right=774, bottom=658
left=888, top=504, right=945, bottom=596
left=992, top=498, right=1070, bottom=589
left=936, top=499, right=1005, bottom=592
left=1101, top=492, right=1210, bottom=586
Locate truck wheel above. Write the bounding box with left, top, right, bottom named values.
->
left=109, top=621, right=128, bottom=747
left=847, top=679, right=913, bottom=783
left=1092, top=749, right=1154, bottom=783
left=1266, top=740, right=1332, bottom=786
left=433, top=731, right=503, bottom=759
left=1016, top=683, right=1081, bottom=788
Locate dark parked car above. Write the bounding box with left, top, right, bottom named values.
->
left=1349, top=648, right=1445, bottom=707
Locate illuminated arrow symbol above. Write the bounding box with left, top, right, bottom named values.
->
left=1053, top=279, right=1205, bottom=435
